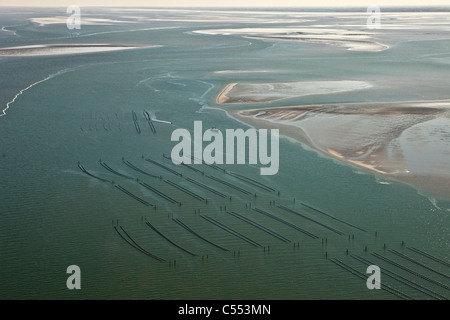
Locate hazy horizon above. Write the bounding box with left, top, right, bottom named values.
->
left=1, top=1, right=450, bottom=8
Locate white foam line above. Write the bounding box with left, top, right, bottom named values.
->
left=0, top=23, right=28, bottom=36
left=1, top=26, right=17, bottom=36
left=191, top=80, right=216, bottom=108
left=2, top=53, right=191, bottom=118
left=136, top=77, right=153, bottom=86
left=1, top=62, right=107, bottom=117
left=1, top=47, right=175, bottom=118
left=1, top=73, right=57, bottom=117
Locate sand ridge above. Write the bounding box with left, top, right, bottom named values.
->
left=0, top=43, right=157, bottom=57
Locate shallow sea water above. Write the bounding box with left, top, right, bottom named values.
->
left=0, top=7, right=449, bottom=299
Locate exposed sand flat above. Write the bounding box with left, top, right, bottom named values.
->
left=217, top=80, right=372, bottom=104
left=0, top=44, right=153, bottom=57
left=193, top=27, right=389, bottom=52
left=195, top=27, right=369, bottom=35
left=217, top=83, right=237, bottom=104
left=31, top=17, right=133, bottom=26
left=329, top=12, right=450, bottom=31
left=229, top=100, right=450, bottom=199
left=152, top=18, right=302, bottom=23
left=245, top=35, right=388, bottom=52
left=327, top=148, right=344, bottom=159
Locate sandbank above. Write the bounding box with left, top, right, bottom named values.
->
left=227, top=100, right=450, bottom=199
left=0, top=44, right=154, bottom=57
left=193, top=27, right=389, bottom=52
left=217, top=80, right=372, bottom=104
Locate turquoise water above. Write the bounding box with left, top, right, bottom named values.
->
left=0, top=7, right=449, bottom=299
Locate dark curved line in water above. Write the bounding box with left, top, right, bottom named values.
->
left=371, top=252, right=450, bottom=291
left=119, top=226, right=165, bottom=261
left=99, top=161, right=134, bottom=179
left=226, top=171, right=274, bottom=192
left=200, top=215, right=262, bottom=248
left=352, top=254, right=447, bottom=300
left=206, top=175, right=252, bottom=195
left=277, top=205, right=345, bottom=236
left=207, top=162, right=226, bottom=173
left=227, top=211, right=290, bottom=243
left=143, top=110, right=150, bottom=121
left=164, top=180, right=204, bottom=201
left=330, top=258, right=412, bottom=300
left=389, top=249, right=450, bottom=279
left=188, top=155, right=218, bottom=171
left=173, top=218, right=229, bottom=252
left=113, top=226, right=165, bottom=262
left=253, top=208, right=318, bottom=240
left=148, top=121, right=156, bottom=133
left=115, top=184, right=153, bottom=207
left=163, top=154, right=204, bottom=174
left=77, top=162, right=111, bottom=183
left=134, top=121, right=141, bottom=134
left=145, top=221, right=197, bottom=256
left=407, top=247, right=450, bottom=268
left=186, top=178, right=228, bottom=198
left=140, top=182, right=179, bottom=204
left=122, top=159, right=159, bottom=178
left=145, top=157, right=182, bottom=176
left=143, top=111, right=156, bottom=133
left=299, top=202, right=366, bottom=233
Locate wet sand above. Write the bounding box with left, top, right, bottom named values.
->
left=194, top=27, right=389, bottom=52
left=0, top=44, right=151, bottom=57
left=30, top=17, right=131, bottom=26
left=216, top=83, right=237, bottom=104
left=217, top=80, right=372, bottom=104
left=228, top=100, right=450, bottom=199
